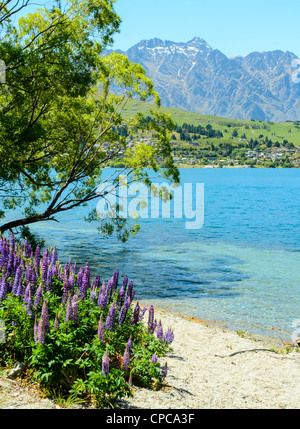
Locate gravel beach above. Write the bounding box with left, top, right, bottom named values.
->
left=116, top=308, right=300, bottom=409
left=1, top=307, right=300, bottom=409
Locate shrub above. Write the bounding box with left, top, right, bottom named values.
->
left=0, top=235, right=174, bottom=407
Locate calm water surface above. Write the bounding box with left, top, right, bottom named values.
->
left=7, top=168, right=300, bottom=340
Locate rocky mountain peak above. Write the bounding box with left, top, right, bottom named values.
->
left=110, top=38, right=300, bottom=121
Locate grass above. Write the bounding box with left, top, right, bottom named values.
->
left=121, top=98, right=300, bottom=147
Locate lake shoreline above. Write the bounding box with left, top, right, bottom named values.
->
left=117, top=306, right=300, bottom=409
left=176, top=164, right=300, bottom=168
left=138, top=301, right=289, bottom=350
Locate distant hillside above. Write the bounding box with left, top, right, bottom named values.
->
left=116, top=99, right=300, bottom=168
left=106, top=37, right=300, bottom=122
left=121, top=98, right=300, bottom=148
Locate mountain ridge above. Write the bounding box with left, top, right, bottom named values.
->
left=106, top=37, right=300, bottom=122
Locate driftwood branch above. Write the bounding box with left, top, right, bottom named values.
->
left=215, top=348, right=281, bottom=358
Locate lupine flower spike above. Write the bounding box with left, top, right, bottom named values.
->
left=122, top=343, right=131, bottom=371
left=102, top=350, right=110, bottom=377
left=54, top=312, right=60, bottom=329
left=34, top=315, right=38, bottom=344
left=41, top=299, right=50, bottom=333
left=157, top=320, right=164, bottom=340
left=152, top=352, right=158, bottom=363
left=37, top=318, right=45, bottom=345
left=98, top=313, right=105, bottom=343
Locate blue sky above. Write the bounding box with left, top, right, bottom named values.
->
left=11, top=0, right=300, bottom=58
left=112, top=0, right=300, bottom=58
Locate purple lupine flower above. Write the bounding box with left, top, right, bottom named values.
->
left=97, top=282, right=107, bottom=308
left=130, top=302, right=140, bottom=325
left=68, top=271, right=75, bottom=294
left=156, top=320, right=164, bottom=340
left=99, top=280, right=105, bottom=296
left=160, top=363, right=168, bottom=379
left=34, top=285, right=43, bottom=309
left=97, top=313, right=105, bottom=343
left=64, top=263, right=70, bottom=281
left=46, top=264, right=53, bottom=292
left=127, top=337, right=133, bottom=352
left=41, top=249, right=49, bottom=285
left=90, top=284, right=96, bottom=302
left=37, top=317, right=45, bottom=345
left=29, top=268, right=37, bottom=296
left=118, top=296, right=131, bottom=325
left=62, top=275, right=70, bottom=306
left=16, top=277, right=24, bottom=298
left=41, top=299, right=50, bottom=333
left=34, top=316, right=38, bottom=344
left=122, top=343, right=131, bottom=371
left=23, top=283, right=30, bottom=303
left=72, top=294, right=79, bottom=323
left=105, top=304, right=116, bottom=331
left=0, top=240, right=8, bottom=268
left=76, top=267, right=83, bottom=289
left=6, top=250, right=14, bottom=276
left=65, top=295, right=73, bottom=322
left=151, top=352, right=158, bottom=364
left=104, top=277, right=114, bottom=306
left=148, top=305, right=155, bottom=333
left=139, top=305, right=148, bottom=322
left=164, top=329, right=174, bottom=345
left=25, top=264, right=32, bottom=284
left=102, top=350, right=110, bottom=377
left=80, top=263, right=90, bottom=299
left=112, top=268, right=119, bottom=291
left=149, top=319, right=157, bottom=335
left=12, top=265, right=23, bottom=295
left=26, top=293, right=34, bottom=317
left=116, top=285, right=126, bottom=308
left=14, top=254, right=21, bottom=272
left=52, top=262, right=59, bottom=277
left=127, top=280, right=134, bottom=300
left=0, top=271, right=8, bottom=301
left=54, top=312, right=60, bottom=329
left=94, top=274, right=100, bottom=289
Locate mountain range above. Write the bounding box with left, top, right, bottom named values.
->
left=106, top=37, right=300, bottom=122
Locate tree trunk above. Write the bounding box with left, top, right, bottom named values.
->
left=0, top=214, right=54, bottom=234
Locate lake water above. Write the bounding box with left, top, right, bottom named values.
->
left=6, top=168, right=300, bottom=340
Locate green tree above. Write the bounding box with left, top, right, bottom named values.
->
left=0, top=0, right=179, bottom=240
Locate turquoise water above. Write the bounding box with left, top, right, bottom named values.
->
left=6, top=168, right=300, bottom=339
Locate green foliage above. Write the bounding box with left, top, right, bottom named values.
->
left=0, top=238, right=173, bottom=408
left=0, top=287, right=170, bottom=407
